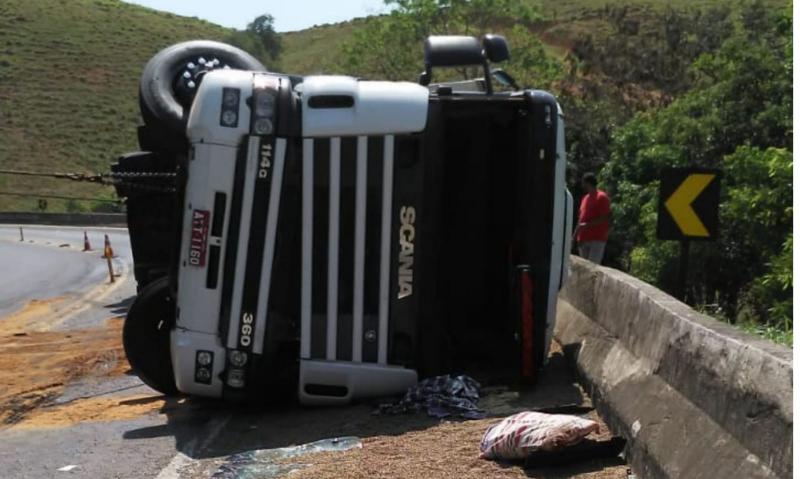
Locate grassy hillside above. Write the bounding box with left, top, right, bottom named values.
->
left=0, top=0, right=231, bottom=211
left=0, top=0, right=785, bottom=211
left=281, top=19, right=367, bottom=76
left=279, top=0, right=786, bottom=76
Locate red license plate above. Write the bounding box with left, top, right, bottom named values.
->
left=189, top=209, right=210, bottom=267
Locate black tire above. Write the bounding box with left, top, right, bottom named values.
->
left=123, top=276, right=178, bottom=395
left=139, top=40, right=266, bottom=135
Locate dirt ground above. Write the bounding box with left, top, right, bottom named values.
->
left=197, top=343, right=631, bottom=478
left=13, top=394, right=178, bottom=429
left=283, top=411, right=629, bottom=479
left=0, top=298, right=129, bottom=425
left=1, top=298, right=631, bottom=478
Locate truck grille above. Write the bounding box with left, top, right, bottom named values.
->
left=301, top=136, right=395, bottom=364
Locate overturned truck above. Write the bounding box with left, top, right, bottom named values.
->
left=114, top=35, right=572, bottom=404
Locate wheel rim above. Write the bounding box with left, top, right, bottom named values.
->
left=172, top=55, right=233, bottom=109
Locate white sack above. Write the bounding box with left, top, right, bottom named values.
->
left=479, top=411, right=600, bottom=460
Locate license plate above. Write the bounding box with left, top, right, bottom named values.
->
left=189, top=209, right=210, bottom=267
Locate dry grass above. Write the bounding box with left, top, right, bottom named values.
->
left=280, top=410, right=628, bottom=479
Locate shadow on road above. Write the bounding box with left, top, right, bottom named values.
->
left=121, top=392, right=446, bottom=459
left=105, top=296, right=134, bottom=317
left=121, top=347, right=588, bottom=470
left=525, top=456, right=628, bottom=478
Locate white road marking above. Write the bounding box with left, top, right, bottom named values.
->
left=154, top=413, right=231, bottom=479
left=0, top=226, right=132, bottom=329
left=154, top=448, right=195, bottom=479
left=45, top=264, right=128, bottom=330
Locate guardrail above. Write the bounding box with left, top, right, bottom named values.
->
left=0, top=212, right=127, bottom=227
left=555, top=256, right=792, bottom=479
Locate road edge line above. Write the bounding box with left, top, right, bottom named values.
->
left=154, top=413, right=231, bottom=479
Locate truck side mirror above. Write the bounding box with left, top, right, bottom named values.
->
left=491, top=68, right=520, bottom=90
left=423, top=36, right=485, bottom=68
left=419, top=35, right=495, bottom=94
left=482, top=34, right=510, bottom=63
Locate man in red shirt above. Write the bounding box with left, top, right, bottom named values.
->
left=575, top=172, right=611, bottom=264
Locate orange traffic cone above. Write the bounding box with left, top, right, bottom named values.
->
left=103, top=234, right=114, bottom=259
left=83, top=231, right=92, bottom=251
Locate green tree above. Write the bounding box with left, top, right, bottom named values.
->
left=560, top=3, right=739, bottom=198
left=226, top=13, right=282, bottom=68
left=570, top=5, right=734, bottom=97
left=599, top=2, right=792, bottom=339
left=247, top=14, right=282, bottom=60
left=741, top=234, right=792, bottom=339
left=340, top=0, right=557, bottom=85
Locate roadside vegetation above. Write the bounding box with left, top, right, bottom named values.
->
left=328, top=0, right=794, bottom=345
left=0, top=0, right=790, bottom=344
left=599, top=3, right=792, bottom=345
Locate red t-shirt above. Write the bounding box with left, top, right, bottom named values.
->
left=577, top=190, right=611, bottom=242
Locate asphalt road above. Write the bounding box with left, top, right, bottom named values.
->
left=0, top=225, right=133, bottom=319
left=0, top=226, right=251, bottom=479
left=0, top=225, right=627, bottom=479
left=0, top=225, right=177, bottom=478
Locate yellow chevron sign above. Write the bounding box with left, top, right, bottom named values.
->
left=657, top=169, right=720, bottom=241
left=665, top=174, right=715, bottom=237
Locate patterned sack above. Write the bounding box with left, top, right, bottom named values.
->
left=479, top=411, right=600, bottom=460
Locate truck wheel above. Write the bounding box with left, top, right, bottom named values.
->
left=139, top=40, right=266, bottom=136
left=123, top=276, right=178, bottom=395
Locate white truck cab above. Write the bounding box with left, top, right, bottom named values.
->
left=117, top=35, right=571, bottom=405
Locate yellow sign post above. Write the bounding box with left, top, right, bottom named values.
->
left=657, top=168, right=721, bottom=300
left=664, top=173, right=715, bottom=237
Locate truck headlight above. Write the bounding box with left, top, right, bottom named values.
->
left=219, top=87, right=240, bottom=128
left=254, top=91, right=275, bottom=117
left=197, top=351, right=213, bottom=366
left=229, top=350, right=248, bottom=367
left=196, top=367, right=212, bottom=383
left=253, top=118, right=273, bottom=135
left=251, top=74, right=279, bottom=136
left=194, top=350, right=214, bottom=385
left=227, top=368, right=245, bottom=388
left=221, top=109, right=238, bottom=127
left=223, top=89, right=240, bottom=108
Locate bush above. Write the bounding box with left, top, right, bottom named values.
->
left=599, top=2, right=792, bottom=341
left=339, top=0, right=551, bottom=82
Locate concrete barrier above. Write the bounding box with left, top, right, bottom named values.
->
left=555, top=256, right=792, bottom=479
left=0, top=212, right=127, bottom=227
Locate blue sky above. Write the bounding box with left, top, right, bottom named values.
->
left=122, top=0, right=389, bottom=32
